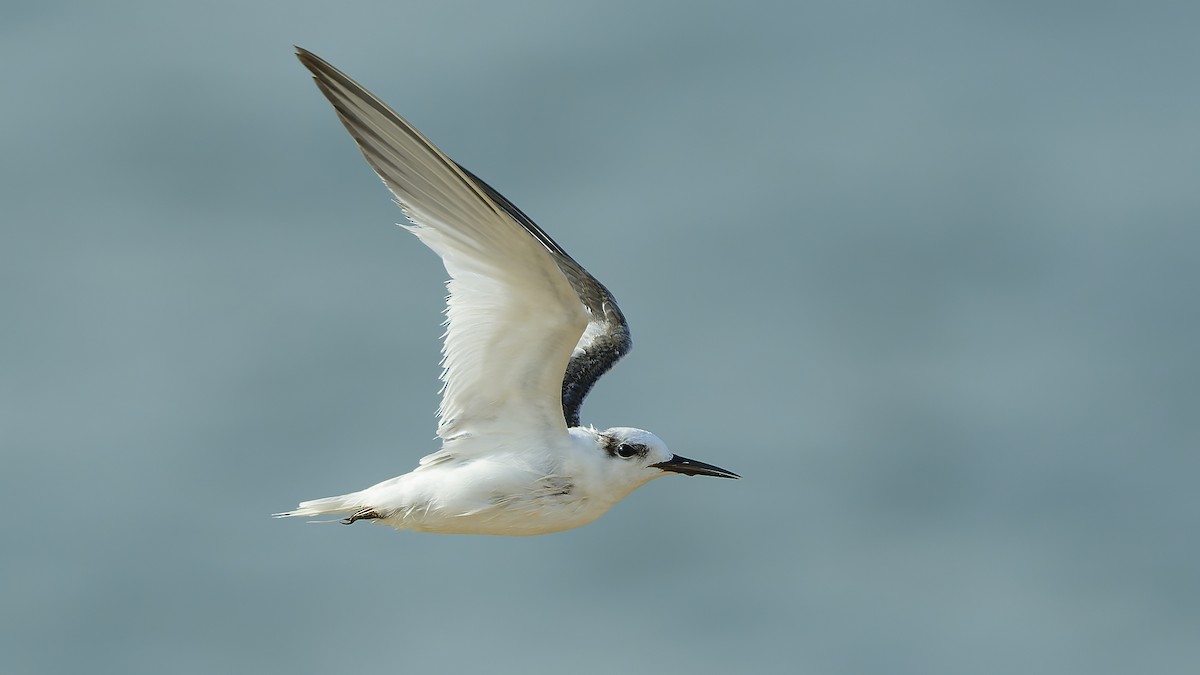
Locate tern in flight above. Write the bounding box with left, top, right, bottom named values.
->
left=275, top=48, right=738, bottom=536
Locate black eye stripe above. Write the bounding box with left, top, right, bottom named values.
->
left=604, top=436, right=648, bottom=459
left=616, top=443, right=642, bottom=458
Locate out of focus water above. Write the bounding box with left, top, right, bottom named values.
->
left=3, top=2, right=1197, bottom=673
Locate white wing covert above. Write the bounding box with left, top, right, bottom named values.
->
left=296, top=49, right=587, bottom=445
left=454, top=165, right=632, bottom=427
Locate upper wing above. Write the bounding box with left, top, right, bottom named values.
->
left=453, top=165, right=632, bottom=427
left=296, top=48, right=588, bottom=443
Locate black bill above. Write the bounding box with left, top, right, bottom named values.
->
left=651, top=454, right=740, bottom=479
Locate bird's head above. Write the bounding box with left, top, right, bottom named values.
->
left=596, top=427, right=740, bottom=495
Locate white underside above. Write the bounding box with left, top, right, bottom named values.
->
left=276, top=430, right=648, bottom=536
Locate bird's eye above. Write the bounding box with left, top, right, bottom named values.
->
left=616, top=443, right=639, bottom=458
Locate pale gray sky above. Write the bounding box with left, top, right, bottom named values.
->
left=3, top=2, right=1198, bottom=674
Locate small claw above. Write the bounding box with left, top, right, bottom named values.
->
left=342, top=508, right=382, bottom=525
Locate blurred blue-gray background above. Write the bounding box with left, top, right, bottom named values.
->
left=3, top=1, right=1197, bottom=673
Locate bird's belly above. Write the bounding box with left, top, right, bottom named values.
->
left=391, top=492, right=606, bottom=536
left=370, top=461, right=609, bottom=536
left=396, top=499, right=604, bottom=535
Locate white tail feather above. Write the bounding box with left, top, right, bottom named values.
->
left=272, top=492, right=362, bottom=519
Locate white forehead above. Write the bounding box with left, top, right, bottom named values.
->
left=604, top=427, right=667, bottom=449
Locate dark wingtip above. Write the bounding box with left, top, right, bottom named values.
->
left=295, top=48, right=322, bottom=70
left=294, top=46, right=333, bottom=79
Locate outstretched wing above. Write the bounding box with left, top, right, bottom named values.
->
left=454, top=165, right=632, bottom=427
left=296, top=48, right=588, bottom=444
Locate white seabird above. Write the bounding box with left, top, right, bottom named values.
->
left=275, top=48, right=738, bottom=536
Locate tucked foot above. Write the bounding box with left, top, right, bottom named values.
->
left=342, top=508, right=383, bottom=525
